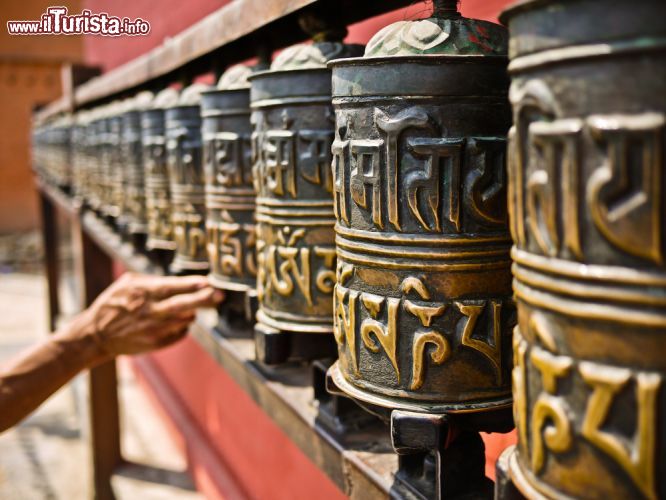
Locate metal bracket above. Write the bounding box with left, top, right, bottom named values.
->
left=254, top=324, right=337, bottom=365
left=390, top=410, right=493, bottom=500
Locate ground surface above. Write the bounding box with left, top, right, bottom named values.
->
left=0, top=272, right=201, bottom=500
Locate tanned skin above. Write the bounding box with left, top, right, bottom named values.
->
left=0, top=273, right=224, bottom=432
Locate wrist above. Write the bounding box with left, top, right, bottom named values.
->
left=54, top=309, right=111, bottom=367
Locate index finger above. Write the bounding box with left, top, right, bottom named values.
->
left=141, top=275, right=210, bottom=299
left=151, top=287, right=223, bottom=316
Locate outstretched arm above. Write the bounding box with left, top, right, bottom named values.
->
left=0, top=273, right=223, bottom=432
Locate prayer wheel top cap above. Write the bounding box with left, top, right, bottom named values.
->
left=152, top=87, right=179, bottom=110
left=119, top=96, right=135, bottom=114
left=132, top=90, right=154, bottom=111
left=106, top=100, right=124, bottom=118
left=176, top=82, right=210, bottom=106
left=216, top=64, right=252, bottom=90
left=363, top=0, right=507, bottom=58
left=75, top=110, right=90, bottom=125
left=54, top=114, right=72, bottom=127
left=270, top=41, right=364, bottom=71
left=94, top=103, right=109, bottom=120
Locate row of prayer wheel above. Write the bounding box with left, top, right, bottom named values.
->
left=31, top=0, right=665, bottom=498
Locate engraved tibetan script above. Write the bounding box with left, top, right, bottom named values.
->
left=513, top=315, right=662, bottom=500
left=205, top=132, right=248, bottom=187
left=510, top=91, right=664, bottom=265
left=259, top=227, right=335, bottom=306
left=333, top=107, right=508, bottom=233
left=333, top=275, right=508, bottom=391
left=258, top=129, right=334, bottom=198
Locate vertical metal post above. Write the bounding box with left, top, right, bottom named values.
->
left=73, top=216, right=121, bottom=500
left=39, top=191, right=60, bottom=333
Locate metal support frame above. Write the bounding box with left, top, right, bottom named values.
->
left=41, top=193, right=122, bottom=500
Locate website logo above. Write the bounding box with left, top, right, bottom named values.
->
left=7, top=7, right=151, bottom=36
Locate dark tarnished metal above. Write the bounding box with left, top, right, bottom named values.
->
left=87, top=107, right=105, bottom=213
left=120, top=92, right=153, bottom=245
left=327, top=2, right=513, bottom=497
left=36, top=116, right=72, bottom=189
left=250, top=38, right=363, bottom=364
left=31, top=123, right=47, bottom=182
left=328, top=3, right=513, bottom=418
left=202, top=65, right=256, bottom=294
left=71, top=111, right=90, bottom=203
left=56, top=116, right=72, bottom=190
left=101, top=102, right=124, bottom=222
left=166, top=83, right=210, bottom=274
left=143, top=88, right=178, bottom=254
left=499, top=1, right=666, bottom=499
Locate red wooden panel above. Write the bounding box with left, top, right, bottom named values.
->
left=133, top=338, right=346, bottom=500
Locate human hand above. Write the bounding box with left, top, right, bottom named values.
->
left=74, top=273, right=224, bottom=360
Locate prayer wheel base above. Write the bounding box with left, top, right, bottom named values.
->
left=254, top=323, right=337, bottom=365
left=494, top=447, right=524, bottom=500
left=328, top=362, right=513, bottom=430
left=169, top=259, right=209, bottom=276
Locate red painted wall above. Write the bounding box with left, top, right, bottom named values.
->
left=133, top=339, right=345, bottom=500
left=82, top=0, right=233, bottom=72
left=102, top=0, right=516, bottom=497
left=82, top=0, right=510, bottom=72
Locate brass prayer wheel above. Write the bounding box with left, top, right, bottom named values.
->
left=71, top=110, right=90, bottom=203
left=51, top=116, right=72, bottom=189
left=202, top=65, right=256, bottom=293
left=120, top=92, right=153, bottom=240
left=498, top=1, right=666, bottom=499
left=100, top=101, right=124, bottom=221
left=32, top=122, right=48, bottom=182
left=143, top=88, right=178, bottom=253
left=36, top=116, right=71, bottom=189
left=328, top=2, right=514, bottom=416
left=30, top=124, right=43, bottom=179
left=250, top=38, right=363, bottom=363
left=166, top=83, right=210, bottom=274
left=86, top=107, right=105, bottom=213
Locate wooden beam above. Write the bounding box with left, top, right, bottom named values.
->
left=72, top=0, right=411, bottom=108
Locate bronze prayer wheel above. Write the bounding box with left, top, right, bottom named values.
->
left=52, top=116, right=72, bottom=189
left=33, top=122, right=50, bottom=183
left=30, top=125, right=43, bottom=179
left=120, top=92, right=153, bottom=244
left=71, top=110, right=90, bottom=203
left=250, top=39, right=363, bottom=363
left=202, top=65, right=256, bottom=293
left=498, top=1, right=666, bottom=499
left=328, top=2, right=514, bottom=416
left=38, top=116, right=71, bottom=189
left=101, top=101, right=124, bottom=221
left=143, top=88, right=178, bottom=253
left=32, top=122, right=48, bottom=182
left=166, top=83, right=210, bottom=274
left=86, top=107, right=105, bottom=213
